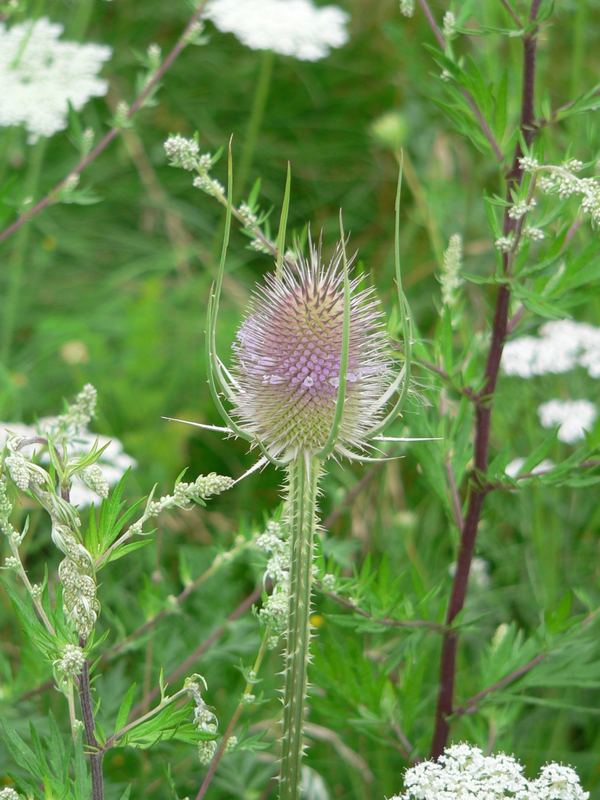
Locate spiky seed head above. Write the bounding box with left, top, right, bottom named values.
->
left=231, top=240, right=393, bottom=461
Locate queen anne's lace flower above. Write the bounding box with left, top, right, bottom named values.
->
left=502, top=320, right=600, bottom=380
left=505, top=457, right=554, bottom=478
left=0, top=421, right=136, bottom=507
left=390, top=743, right=589, bottom=800
left=0, top=17, right=111, bottom=142
left=537, top=399, right=597, bottom=444
left=205, top=0, right=349, bottom=61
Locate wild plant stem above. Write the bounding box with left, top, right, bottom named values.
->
left=103, top=688, right=188, bottom=751
left=77, top=648, right=104, bottom=800
left=9, top=538, right=55, bottom=635
left=0, top=0, right=209, bottom=247
left=1, top=139, right=46, bottom=363
left=237, top=49, right=274, bottom=199
left=280, top=454, right=320, bottom=800
left=416, top=0, right=504, bottom=163
left=128, top=585, right=262, bottom=720
left=195, top=631, right=270, bottom=799
left=430, top=0, right=544, bottom=759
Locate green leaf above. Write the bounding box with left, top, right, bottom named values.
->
left=115, top=683, right=138, bottom=733
left=104, top=537, right=154, bottom=566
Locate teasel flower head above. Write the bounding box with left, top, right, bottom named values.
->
left=166, top=159, right=422, bottom=474
left=230, top=240, right=394, bottom=461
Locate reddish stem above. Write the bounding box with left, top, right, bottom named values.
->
left=430, top=0, right=544, bottom=759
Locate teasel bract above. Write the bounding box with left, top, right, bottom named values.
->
left=182, top=153, right=418, bottom=800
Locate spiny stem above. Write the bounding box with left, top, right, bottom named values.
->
left=279, top=454, right=320, bottom=800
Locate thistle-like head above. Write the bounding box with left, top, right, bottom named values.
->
left=230, top=241, right=393, bottom=461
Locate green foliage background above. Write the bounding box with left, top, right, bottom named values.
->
left=1, top=0, right=600, bottom=798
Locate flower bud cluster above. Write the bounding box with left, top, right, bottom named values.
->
left=3, top=438, right=49, bottom=492
left=185, top=674, right=218, bottom=733
left=163, top=134, right=223, bottom=197
left=523, top=225, right=545, bottom=241
left=0, top=477, right=18, bottom=542
left=256, top=520, right=290, bottom=647
left=164, top=134, right=200, bottom=171
left=0, top=788, right=21, bottom=800
left=238, top=202, right=259, bottom=229
left=440, top=233, right=463, bottom=308
left=198, top=739, right=218, bottom=765
left=399, top=0, right=415, bottom=17
left=193, top=173, right=225, bottom=198
left=508, top=198, right=537, bottom=220
left=53, top=523, right=100, bottom=639
left=443, top=11, right=456, bottom=39
left=185, top=674, right=221, bottom=765
left=391, top=743, right=589, bottom=800
left=54, top=643, right=86, bottom=681
left=157, top=473, right=233, bottom=513
left=55, top=384, right=98, bottom=438
left=519, top=157, right=600, bottom=227
left=81, top=464, right=110, bottom=499
left=495, top=235, right=514, bottom=253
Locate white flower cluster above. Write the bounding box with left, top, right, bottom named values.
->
left=164, top=134, right=200, bottom=171
left=126, top=473, right=234, bottom=538
left=538, top=399, right=597, bottom=444
left=164, top=135, right=224, bottom=198
left=205, top=0, right=349, bottom=61
left=502, top=320, right=600, bottom=379
left=54, top=643, right=86, bottom=680
left=0, top=477, right=18, bottom=543
left=0, top=788, right=21, bottom=800
left=0, top=17, right=111, bottom=142
left=440, top=233, right=463, bottom=308
left=519, top=157, right=600, bottom=227
left=185, top=675, right=219, bottom=765
left=399, top=0, right=415, bottom=17
left=150, top=473, right=234, bottom=514
left=256, top=520, right=290, bottom=647
left=495, top=235, right=514, bottom=253
left=505, top=457, right=554, bottom=478
left=390, top=743, right=589, bottom=800
left=443, top=11, right=456, bottom=39
left=3, top=443, right=47, bottom=492
left=509, top=198, right=537, bottom=220
left=54, top=522, right=100, bottom=639
left=0, top=422, right=136, bottom=508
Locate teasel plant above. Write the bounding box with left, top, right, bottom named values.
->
left=172, top=147, right=433, bottom=799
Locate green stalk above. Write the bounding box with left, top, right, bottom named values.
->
left=237, top=49, right=275, bottom=199
left=280, top=454, right=321, bottom=800
left=1, top=139, right=47, bottom=364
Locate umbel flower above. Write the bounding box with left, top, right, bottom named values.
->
left=205, top=0, right=349, bottom=61
left=0, top=17, right=111, bottom=142
left=391, top=742, right=589, bottom=800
